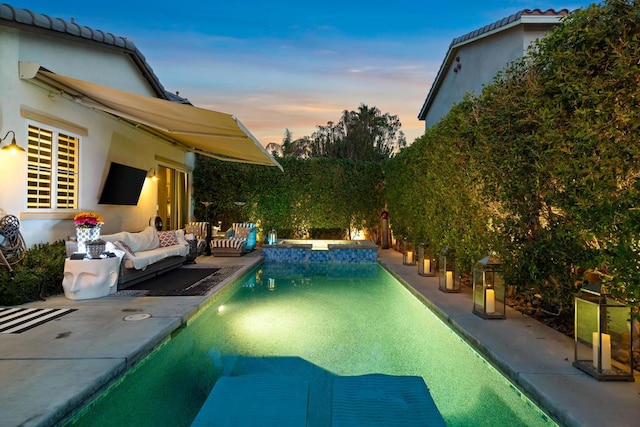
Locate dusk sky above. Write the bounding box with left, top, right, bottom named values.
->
left=11, top=1, right=589, bottom=146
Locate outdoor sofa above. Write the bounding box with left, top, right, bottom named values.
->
left=210, top=223, right=257, bottom=256
left=101, top=225, right=190, bottom=288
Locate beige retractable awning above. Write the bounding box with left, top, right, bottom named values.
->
left=19, top=62, right=282, bottom=170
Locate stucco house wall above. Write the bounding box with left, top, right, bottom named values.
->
left=0, top=23, right=193, bottom=247
left=425, top=26, right=537, bottom=127
left=419, top=9, right=568, bottom=129
left=18, top=30, right=154, bottom=94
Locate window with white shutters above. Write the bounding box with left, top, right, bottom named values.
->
left=26, top=124, right=79, bottom=210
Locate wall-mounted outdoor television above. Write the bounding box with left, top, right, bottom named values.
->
left=98, top=162, right=147, bottom=205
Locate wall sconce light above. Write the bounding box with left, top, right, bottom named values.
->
left=234, top=197, right=247, bottom=206
left=147, top=167, right=159, bottom=181
left=0, top=131, right=25, bottom=154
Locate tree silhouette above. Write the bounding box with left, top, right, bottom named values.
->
left=277, top=104, right=406, bottom=161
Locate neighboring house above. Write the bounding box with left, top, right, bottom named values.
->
left=0, top=4, right=280, bottom=247
left=418, top=8, right=568, bottom=129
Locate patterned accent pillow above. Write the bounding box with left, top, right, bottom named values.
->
left=158, top=231, right=179, bottom=247
left=233, top=224, right=251, bottom=239
left=114, top=240, right=136, bottom=258
left=184, top=223, right=200, bottom=238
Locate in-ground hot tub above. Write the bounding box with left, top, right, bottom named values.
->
left=262, top=239, right=378, bottom=263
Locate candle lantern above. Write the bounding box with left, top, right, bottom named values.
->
left=402, top=239, right=416, bottom=265
left=418, top=243, right=437, bottom=277
left=573, top=283, right=634, bottom=381
left=267, top=229, right=278, bottom=245
left=438, top=248, right=460, bottom=292
left=472, top=254, right=506, bottom=319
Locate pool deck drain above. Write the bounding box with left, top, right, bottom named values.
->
left=123, top=313, right=151, bottom=321
left=0, top=248, right=639, bottom=427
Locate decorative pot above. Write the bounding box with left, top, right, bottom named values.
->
left=86, top=243, right=106, bottom=259
left=76, top=226, right=101, bottom=251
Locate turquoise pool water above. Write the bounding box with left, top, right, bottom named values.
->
left=68, top=263, right=556, bottom=426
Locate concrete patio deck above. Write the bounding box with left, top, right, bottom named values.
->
left=0, top=248, right=638, bottom=426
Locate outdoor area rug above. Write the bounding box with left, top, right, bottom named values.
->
left=115, top=265, right=243, bottom=297
left=0, top=307, right=77, bottom=334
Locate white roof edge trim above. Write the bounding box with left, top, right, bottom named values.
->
left=520, top=15, right=566, bottom=24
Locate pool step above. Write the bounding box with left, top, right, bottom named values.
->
left=191, top=373, right=445, bottom=426
left=332, top=374, right=446, bottom=426
left=190, top=374, right=309, bottom=427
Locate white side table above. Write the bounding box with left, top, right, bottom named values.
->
left=62, top=256, right=121, bottom=300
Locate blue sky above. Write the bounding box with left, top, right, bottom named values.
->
left=11, top=1, right=590, bottom=146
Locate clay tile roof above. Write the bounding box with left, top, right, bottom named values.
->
left=451, top=8, right=570, bottom=47
left=0, top=3, right=189, bottom=104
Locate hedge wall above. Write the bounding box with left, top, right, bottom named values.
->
left=385, top=0, right=640, bottom=308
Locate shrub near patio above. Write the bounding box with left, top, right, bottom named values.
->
left=0, top=241, right=66, bottom=305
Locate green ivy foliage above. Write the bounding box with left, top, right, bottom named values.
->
left=192, top=156, right=385, bottom=241
left=386, top=0, right=640, bottom=308
left=526, top=0, right=640, bottom=304
left=386, top=98, right=492, bottom=273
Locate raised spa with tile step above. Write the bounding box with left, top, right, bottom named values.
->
left=262, top=239, right=378, bottom=263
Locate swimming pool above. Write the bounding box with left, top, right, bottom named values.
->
left=67, top=263, right=557, bottom=426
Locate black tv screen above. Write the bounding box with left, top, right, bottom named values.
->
left=98, top=162, right=147, bottom=205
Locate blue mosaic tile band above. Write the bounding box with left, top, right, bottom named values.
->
left=259, top=262, right=379, bottom=277
left=263, top=246, right=378, bottom=263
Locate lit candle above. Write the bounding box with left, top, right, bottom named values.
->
left=423, top=259, right=431, bottom=273
left=406, top=251, right=414, bottom=264
left=592, top=332, right=612, bottom=370
left=486, top=289, right=496, bottom=313
left=446, top=271, right=454, bottom=289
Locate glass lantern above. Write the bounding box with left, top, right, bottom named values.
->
left=439, top=248, right=460, bottom=292
left=402, top=239, right=416, bottom=265
left=573, top=283, right=634, bottom=381
left=267, top=229, right=278, bottom=245
left=418, top=243, right=437, bottom=277
left=472, top=255, right=506, bottom=319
